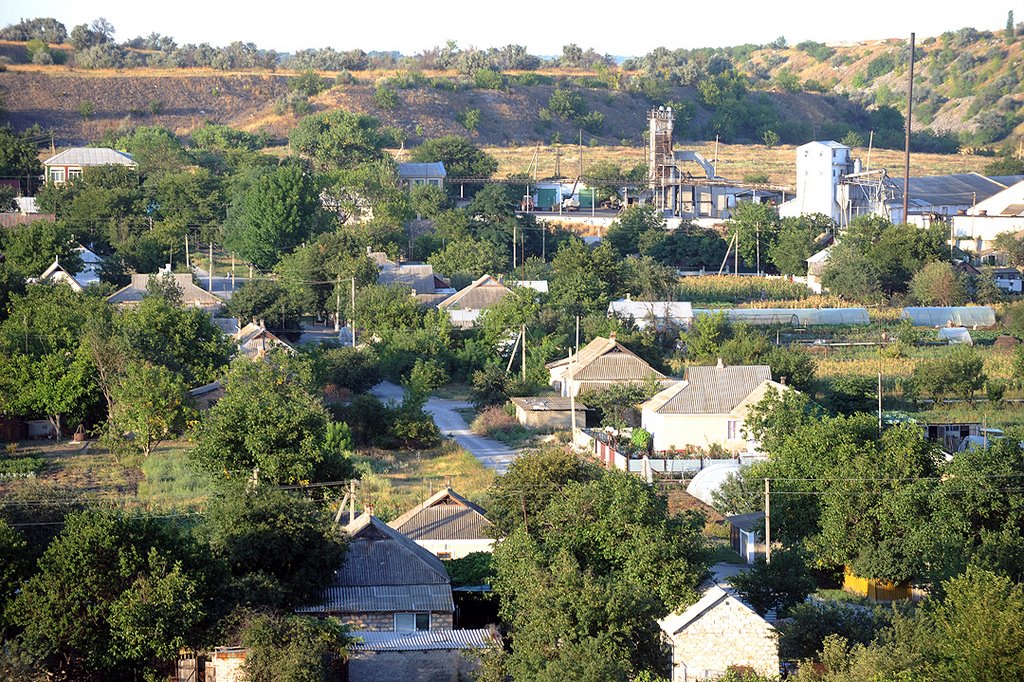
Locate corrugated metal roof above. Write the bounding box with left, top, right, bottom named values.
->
left=549, top=337, right=666, bottom=383
left=398, top=162, right=447, bottom=179
left=336, top=516, right=450, bottom=586
left=438, top=275, right=511, bottom=311
left=388, top=489, right=492, bottom=541
left=726, top=512, right=764, bottom=532
left=888, top=173, right=1006, bottom=208
left=510, top=396, right=587, bottom=411
left=378, top=263, right=437, bottom=294
left=44, top=147, right=137, bottom=167
left=233, top=322, right=295, bottom=355
left=302, top=584, right=454, bottom=613
left=648, top=365, right=771, bottom=415
left=350, top=628, right=494, bottom=651
left=106, top=273, right=223, bottom=307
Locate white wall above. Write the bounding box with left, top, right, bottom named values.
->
left=642, top=411, right=749, bottom=452
left=415, top=538, right=494, bottom=560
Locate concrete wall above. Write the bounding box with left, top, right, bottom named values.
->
left=417, top=538, right=494, bottom=560
left=348, top=647, right=481, bottom=682
left=514, top=406, right=585, bottom=431
left=668, top=598, right=779, bottom=681
left=642, top=412, right=749, bottom=453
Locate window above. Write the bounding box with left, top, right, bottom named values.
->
left=395, top=612, right=430, bottom=632
left=49, top=168, right=65, bottom=183
left=437, top=551, right=452, bottom=560
left=68, top=169, right=82, bottom=179
left=726, top=420, right=738, bottom=440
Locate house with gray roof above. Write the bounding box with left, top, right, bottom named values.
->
left=510, top=396, right=588, bottom=431
left=438, top=274, right=511, bottom=328
left=232, top=322, right=295, bottom=359
left=106, top=272, right=224, bottom=312
left=43, top=147, right=137, bottom=184
left=302, top=514, right=456, bottom=632
left=346, top=628, right=494, bottom=682
left=398, top=162, right=447, bottom=190
left=388, top=488, right=494, bottom=559
left=546, top=333, right=675, bottom=398
left=641, top=362, right=789, bottom=452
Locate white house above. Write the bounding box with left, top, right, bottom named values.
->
left=951, top=179, right=1024, bottom=252
left=641, top=363, right=789, bottom=453
left=659, top=584, right=780, bottom=681
left=607, top=298, right=694, bottom=331
left=387, top=488, right=494, bottom=560
left=546, top=334, right=674, bottom=398
left=991, top=267, right=1023, bottom=293
left=232, top=322, right=295, bottom=359
left=42, top=147, right=137, bottom=184
left=778, top=141, right=855, bottom=223
left=27, top=256, right=86, bottom=292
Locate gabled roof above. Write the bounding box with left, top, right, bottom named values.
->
left=889, top=173, right=1008, bottom=209
left=969, top=179, right=1024, bottom=216
left=388, top=488, right=492, bottom=542
left=510, top=396, right=588, bottom=412
left=398, top=162, right=447, bottom=179
left=304, top=515, right=453, bottom=614
left=644, top=365, right=772, bottom=415
left=798, top=140, right=848, bottom=151
left=43, top=147, right=137, bottom=168
left=233, top=322, right=295, bottom=355
left=659, top=584, right=773, bottom=636
left=438, top=274, right=511, bottom=311
left=726, top=512, right=764, bottom=532
left=547, top=336, right=667, bottom=384
left=28, top=257, right=84, bottom=292
left=106, top=273, right=223, bottom=307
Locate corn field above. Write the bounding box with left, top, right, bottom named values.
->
left=676, top=275, right=810, bottom=304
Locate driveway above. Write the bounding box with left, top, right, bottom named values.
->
left=370, top=382, right=520, bottom=474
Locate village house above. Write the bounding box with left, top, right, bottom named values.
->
left=387, top=488, right=494, bottom=560
left=26, top=256, right=87, bottom=292
left=437, top=274, right=511, bottom=329
left=659, top=584, right=780, bottom=681
left=397, top=162, right=447, bottom=190
left=42, top=147, right=137, bottom=185
left=509, top=396, right=587, bottom=431
left=232, top=321, right=295, bottom=359
left=546, top=334, right=674, bottom=398
left=106, top=272, right=224, bottom=312
left=641, top=362, right=789, bottom=453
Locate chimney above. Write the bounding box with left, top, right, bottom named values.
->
left=716, top=357, right=724, bottom=369
left=780, top=376, right=787, bottom=386
left=609, top=331, right=616, bottom=341
left=625, top=293, right=631, bottom=300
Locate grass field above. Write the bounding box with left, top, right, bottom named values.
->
left=480, top=143, right=988, bottom=188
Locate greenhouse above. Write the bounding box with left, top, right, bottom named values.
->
left=693, top=307, right=871, bottom=326
left=900, top=306, right=996, bottom=328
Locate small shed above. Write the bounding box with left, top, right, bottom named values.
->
left=509, top=396, right=588, bottom=431
left=659, top=584, right=779, bottom=681
left=900, top=306, right=996, bottom=328
left=726, top=512, right=765, bottom=564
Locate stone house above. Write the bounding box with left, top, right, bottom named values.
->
left=388, top=488, right=494, bottom=560
left=42, top=147, right=137, bottom=184
left=546, top=334, right=674, bottom=398
left=437, top=275, right=512, bottom=329
left=659, top=584, right=779, bottom=681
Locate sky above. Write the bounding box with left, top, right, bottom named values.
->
left=0, top=0, right=1016, bottom=57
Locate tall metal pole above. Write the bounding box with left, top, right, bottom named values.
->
left=764, top=478, right=772, bottom=564
left=208, top=243, right=213, bottom=291
left=521, top=324, right=526, bottom=382
left=902, top=32, right=916, bottom=224
left=350, top=277, right=356, bottom=348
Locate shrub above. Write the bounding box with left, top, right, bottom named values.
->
left=473, top=68, right=504, bottom=90
left=470, top=406, right=519, bottom=437
left=456, top=107, right=481, bottom=132
left=148, top=98, right=164, bottom=115
left=374, top=83, right=398, bottom=110
left=0, top=457, right=47, bottom=477
left=547, top=88, right=586, bottom=119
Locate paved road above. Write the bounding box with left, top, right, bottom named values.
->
left=370, top=382, right=520, bottom=474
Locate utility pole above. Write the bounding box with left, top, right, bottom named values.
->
left=764, top=478, right=772, bottom=564
left=185, top=234, right=190, bottom=269
left=208, top=243, right=213, bottom=292
left=578, top=129, right=583, bottom=179
left=902, top=32, right=916, bottom=224
left=521, top=324, right=526, bottom=381
left=335, top=275, right=341, bottom=332
left=512, top=223, right=517, bottom=277
left=350, top=277, right=356, bottom=347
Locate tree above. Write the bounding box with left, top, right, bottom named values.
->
left=912, top=344, right=986, bottom=403
left=409, top=135, right=498, bottom=178
left=622, top=256, right=677, bottom=300
left=198, top=484, right=347, bottom=608
left=0, top=127, right=43, bottom=179
left=0, top=518, right=27, bottom=634
left=227, top=278, right=299, bottom=330
left=549, top=238, right=620, bottom=316
left=491, top=470, right=709, bottom=680
left=769, top=213, right=834, bottom=276
left=108, top=360, right=193, bottom=456
left=730, top=548, right=816, bottom=616
left=311, top=345, right=382, bottom=395
left=288, top=110, right=389, bottom=170
left=605, top=204, right=665, bottom=257
left=190, top=356, right=354, bottom=484
left=232, top=611, right=349, bottom=682
left=726, top=202, right=782, bottom=272
left=223, top=162, right=326, bottom=269
left=909, top=261, right=966, bottom=306
left=273, top=231, right=378, bottom=322
left=11, top=509, right=216, bottom=678
left=428, top=237, right=507, bottom=281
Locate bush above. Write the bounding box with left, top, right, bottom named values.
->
left=0, top=457, right=47, bottom=477
left=456, top=108, right=481, bottom=132
left=473, top=68, right=504, bottom=90
left=374, top=83, right=398, bottom=111
left=547, top=88, right=586, bottom=120
left=470, top=406, right=519, bottom=437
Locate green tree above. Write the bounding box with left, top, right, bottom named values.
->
left=606, top=204, right=666, bottom=256
left=288, top=110, right=389, bottom=170
left=273, top=231, right=378, bottom=321
left=108, top=360, right=193, bottom=456
left=726, top=202, right=782, bottom=272
left=198, top=484, right=347, bottom=608
left=549, top=238, right=620, bottom=315
left=909, top=261, right=966, bottom=305
left=234, top=611, right=350, bottom=682
left=428, top=237, right=507, bottom=281
left=190, top=356, right=354, bottom=484
left=409, top=135, right=498, bottom=178
left=0, top=518, right=27, bottom=634
left=912, top=344, right=986, bottom=403
left=769, top=213, right=833, bottom=276
left=0, top=127, right=43, bottom=179
left=11, top=509, right=216, bottom=678
left=223, top=162, right=326, bottom=269
left=730, top=548, right=817, bottom=616
left=227, top=278, right=299, bottom=330
left=311, top=345, right=381, bottom=394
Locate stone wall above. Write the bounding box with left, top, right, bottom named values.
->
left=348, top=648, right=481, bottom=682
left=669, top=598, right=779, bottom=681
left=343, top=611, right=455, bottom=631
